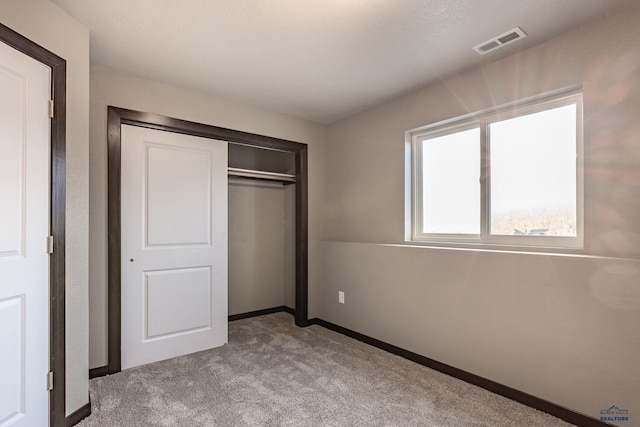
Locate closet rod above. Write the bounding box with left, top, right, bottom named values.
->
left=228, top=167, right=296, bottom=183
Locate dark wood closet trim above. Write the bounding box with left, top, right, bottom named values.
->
left=65, top=401, right=91, bottom=427
left=88, top=365, right=110, bottom=380
left=228, top=306, right=295, bottom=322
left=106, top=106, right=309, bottom=374
left=311, top=318, right=609, bottom=427
left=0, top=22, right=67, bottom=427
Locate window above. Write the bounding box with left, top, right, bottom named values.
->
left=409, top=91, right=583, bottom=249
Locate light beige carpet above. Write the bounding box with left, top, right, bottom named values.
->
left=78, top=312, right=573, bottom=426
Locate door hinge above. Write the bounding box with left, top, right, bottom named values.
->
left=46, top=236, right=54, bottom=254
left=46, top=371, right=54, bottom=391
left=48, top=100, right=54, bottom=118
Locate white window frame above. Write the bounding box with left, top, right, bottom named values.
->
left=407, top=89, right=584, bottom=251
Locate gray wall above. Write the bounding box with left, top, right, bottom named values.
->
left=228, top=180, right=295, bottom=315
left=322, top=4, right=640, bottom=424
left=0, top=0, right=90, bottom=415
left=89, top=66, right=327, bottom=368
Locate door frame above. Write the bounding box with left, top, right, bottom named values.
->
left=0, top=23, right=67, bottom=427
left=106, top=106, right=308, bottom=373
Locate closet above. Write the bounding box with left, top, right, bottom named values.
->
left=106, top=106, right=309, bottom=374
left=228, top=144, right=296, bottom=316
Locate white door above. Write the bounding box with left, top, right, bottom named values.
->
left=121, top=125, right=228, bottom=370
left=0, top=42, right=51, bottom=426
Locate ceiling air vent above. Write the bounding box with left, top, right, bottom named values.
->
left=473, top=27, right=527, bottom=55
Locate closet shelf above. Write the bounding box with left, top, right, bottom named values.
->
left=228, top=167, right=296, bottom=184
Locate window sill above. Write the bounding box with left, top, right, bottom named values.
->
left=399, top=239, right=594, bottom=258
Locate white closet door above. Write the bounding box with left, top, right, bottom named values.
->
left=0, top=41, right=51, bottom=427
left=121, top=125, right=228, bottom=370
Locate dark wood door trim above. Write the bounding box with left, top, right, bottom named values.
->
left=107, top=106, right=309, bottom=373
left=0, top=22, right=67, bottom=427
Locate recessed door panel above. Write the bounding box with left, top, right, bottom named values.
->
left=145, top=267, right=212, bottom=339
left=145, top=145, right=211, bottom=247
left=0, top=65, right=25, bottom=257
left=0, top=296, right=25, bottom=425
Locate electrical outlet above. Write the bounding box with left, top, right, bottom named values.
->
left=338, top=291, right=345, bottom=304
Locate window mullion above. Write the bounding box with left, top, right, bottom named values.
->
left=480, top=122, right=489, bottom=239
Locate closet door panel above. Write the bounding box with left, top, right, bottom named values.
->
left=121, top=125, right=228, bottom=370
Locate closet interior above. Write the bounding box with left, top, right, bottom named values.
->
left=227, top=143, right=296, bottom=316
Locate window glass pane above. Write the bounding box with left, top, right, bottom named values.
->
left=421, top=128, right=480, bottom=234
left=489, top=104, right=577, bottom=237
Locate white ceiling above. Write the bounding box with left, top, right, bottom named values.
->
left=53, top=0, right=631, bottom=124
